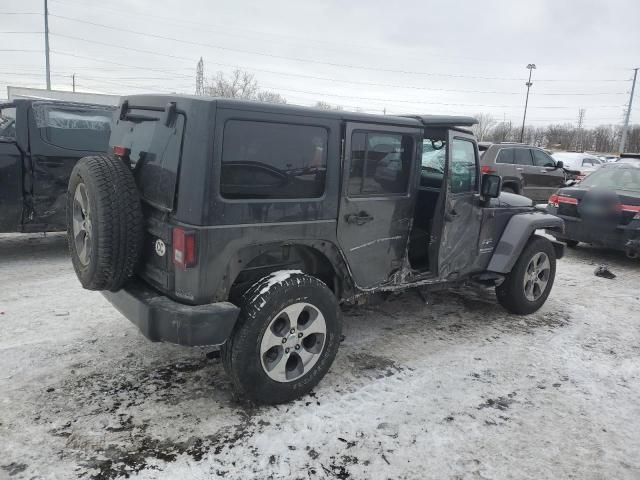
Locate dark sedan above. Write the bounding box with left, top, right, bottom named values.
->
left=546, top=163, right=640, bottom=258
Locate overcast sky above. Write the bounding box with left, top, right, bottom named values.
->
left=2, top=0, right=639, bottom=126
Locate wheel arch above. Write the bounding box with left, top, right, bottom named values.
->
left=217, top=240, right=354, bottom=303
left=487, top=212, right=565, bottom=273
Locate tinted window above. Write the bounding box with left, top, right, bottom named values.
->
left=221, top=120, right=327, bottom=199
left=33, top=103, right=113, bottom=151
left=451, top=138, right=477, bottom=193
left=514, top=148, right=533, bottom=166
left=0, top=106, right=16, bottom=140
left=532, top=149, right=556, bottom=167
left=496, top=148, right=514, bottom=164
left=348, top=132, right=413, bottom=196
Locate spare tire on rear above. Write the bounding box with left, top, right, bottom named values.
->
left=66, top=154, right=143, bottom=291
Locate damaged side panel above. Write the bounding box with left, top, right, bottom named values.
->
left=22, top=102, right=114, bottom=231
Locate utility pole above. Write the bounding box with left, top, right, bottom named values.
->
left=520, top=63, right=536, bottom=143
left=195, top=57, right=204, bottom=95
left=619, top=67, right=638, bottom=154
left=575, top=108, right=585, bottom=151
left=44, top=0, right=51, bottom=90
left=72, top=73, right=76, bottom=92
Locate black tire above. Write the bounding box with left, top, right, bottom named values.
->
left=66, top=154, right=143, bottom=291
left=222, top=272, right=342, bottom=405
left=496, top=235, right=556, bottom=315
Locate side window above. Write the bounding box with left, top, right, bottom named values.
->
left=582, top=158, right=596, bottom=167
left=450, top=138, right=477, bottom=194
left=496, top=148, right=514, bottom=164
left=348, top=131, right=413, bottom=196
left=532, top=149, right=556, bottom=167
left=514, top=148, right=533, bottom=166
left=0, top=106, right=16, bottom=140
left=220, top=120, right=327, bottom=199
left=32, top=104, right=113, bottom=151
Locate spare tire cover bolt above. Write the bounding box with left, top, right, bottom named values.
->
left=285, top=348, right=290, bottom=354
left=295, top=345, right=300, bottom=350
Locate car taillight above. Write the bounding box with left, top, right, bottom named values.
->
left=172, top=227, right=197, bottom=269
left=112, top=145, right=130, bottom=157
left=548, top=193, right=559, bottom=207
left=481, top=165, right=495, bottom=174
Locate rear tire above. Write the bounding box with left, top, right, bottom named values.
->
left=496, top=235, right=556, bottom=315
left=222, top=272, right=341, bottom=404
left=66, top=154, right=143, bottom=291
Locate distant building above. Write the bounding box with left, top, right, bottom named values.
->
left=7, top=86, right=120, bottom=106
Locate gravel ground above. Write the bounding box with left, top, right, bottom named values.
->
left=1, top=232, right=639, bottom=480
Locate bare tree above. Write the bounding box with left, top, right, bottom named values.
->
left=256, top=91, right=287, bottom=104
left=489, top=121, right=513, bottom=142
left=315, top=101, right=343, bottom=111
left=471, top=113, right=496, bottom=141
left=206, top=69, right=259, bottom=99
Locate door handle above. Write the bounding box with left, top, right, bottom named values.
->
left=345, top=212, right=374, bottom=225
left=540, top=169, right=548, bottom=173
left=516, top=167, right=524, bottom=171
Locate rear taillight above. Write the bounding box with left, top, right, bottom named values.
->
left=548, top=193, right=559, bottom=207
left=481, top=165, right=495, bottom=174
left=112, top=145, right=130, bottom=157
left=172, top=227, right=197, bottom=269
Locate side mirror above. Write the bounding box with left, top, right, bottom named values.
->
left=555, top=160, right=564, bottom=169
left=481, top=174, right=502, bottom=198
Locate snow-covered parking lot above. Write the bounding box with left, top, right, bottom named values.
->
left=1, top=232, right=639, bottom=480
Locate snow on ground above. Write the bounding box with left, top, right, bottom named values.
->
left=1, top=233, right=639, bottom=480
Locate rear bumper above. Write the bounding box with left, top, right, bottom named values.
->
left=102, top=279, right=240, bottom=347
left=551, top=214, right=640, bottom=254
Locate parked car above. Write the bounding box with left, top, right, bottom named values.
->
left=551, top=151, right=603, bottom=182
left=598, top=154, right=619, bottom=163
left=617, top=153, right=640, bottom=164
left=478, top=142, right=566, bottom=202
left=67, top=96, right=565, bottom=404
left=547, top=162, right=640, bottom=258
left=0, top=99, right=115, bottom=233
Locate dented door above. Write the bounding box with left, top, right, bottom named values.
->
left=337, top=123, right=420, bottom=288
left=437, top=131, right=483, bottom=278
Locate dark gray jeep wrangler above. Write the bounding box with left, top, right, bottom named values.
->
left=67, top=95, right=565, bottom=404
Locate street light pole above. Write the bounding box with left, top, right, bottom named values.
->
left=44, top=0, right=51, bottom=90
left=520, top=63, right=536, bottom=143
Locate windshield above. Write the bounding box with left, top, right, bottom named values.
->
left=422, top=139, right=446, bottom=174
left=579, top=167, right=640, bottom=192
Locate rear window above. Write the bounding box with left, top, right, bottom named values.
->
left=33, top=103, right=113, bottom=151
left=580, top=166, right=640, bottom=192
left=113, top=107, right=186, bottom=211
left=220, top=120, right=327, bottom=199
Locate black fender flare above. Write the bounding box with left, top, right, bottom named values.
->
left=487, top=212, right=565, bottom=273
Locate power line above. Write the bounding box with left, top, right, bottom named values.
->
left=47, top=17, right=528, bottom=80
left=46, top=31, right=630, bottom=98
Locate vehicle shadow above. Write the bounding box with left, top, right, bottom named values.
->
left=0, top=232, right=68, bottom=262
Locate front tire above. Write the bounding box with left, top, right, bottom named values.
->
left=496, top=235, right=556, bottom=315
left=222, top=272, right=342, bottom=404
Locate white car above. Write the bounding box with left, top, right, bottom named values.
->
left=551, top=152, right=603, bottom=181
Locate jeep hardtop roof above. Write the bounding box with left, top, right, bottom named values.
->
left=120, top=94, right=477, bottom=129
